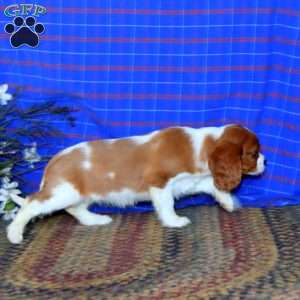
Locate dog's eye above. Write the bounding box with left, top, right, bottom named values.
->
left=252, top=153, right=258, bottom=159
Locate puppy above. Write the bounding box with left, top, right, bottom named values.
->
left=7, top=124, right=265, bottom=244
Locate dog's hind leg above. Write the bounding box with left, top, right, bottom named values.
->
left=66, top=202, right=112, bottom=226
left=7, top=181, right=81, bottom=244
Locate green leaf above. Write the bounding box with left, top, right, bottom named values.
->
left=4, top=200, right=16, bottom=211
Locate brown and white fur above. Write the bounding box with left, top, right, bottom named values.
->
left=7, top=124, right=265, bottom=244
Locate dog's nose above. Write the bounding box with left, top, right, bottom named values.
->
left=264, top=159, right=267, bottom=166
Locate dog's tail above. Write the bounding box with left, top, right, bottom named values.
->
left=10, top=194, right=27, bottom=207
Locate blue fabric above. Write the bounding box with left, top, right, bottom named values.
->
left=0, top=0, right=300, bottom=213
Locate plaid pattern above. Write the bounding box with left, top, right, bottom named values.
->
left=0, top=0, right=300, bottom=208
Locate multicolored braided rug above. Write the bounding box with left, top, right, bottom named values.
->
left=0, top=206, right=299, bottom=299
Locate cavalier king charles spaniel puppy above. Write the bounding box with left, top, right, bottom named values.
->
left=7, top=124, right=265, bottom=244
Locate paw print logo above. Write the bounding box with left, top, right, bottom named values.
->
left=4, top=16, right=45, bottom=48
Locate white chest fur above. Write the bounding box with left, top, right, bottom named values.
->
left=167, top=172, right=212, bottom=199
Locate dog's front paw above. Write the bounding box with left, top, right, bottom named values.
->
left=82, top=215, right=113, bottom=226
left=163, top=216, right=191, bottom=228
left=220, top=195, right=241, bottom=212
left=7, top=224, right=23, bottom=244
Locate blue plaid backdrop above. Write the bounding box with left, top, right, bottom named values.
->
left=0, top=0, right=300, bottom=211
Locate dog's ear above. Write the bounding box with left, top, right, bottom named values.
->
left=208, top=141, right=242, bottom=191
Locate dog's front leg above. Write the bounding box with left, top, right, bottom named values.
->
left=149, top=186, right=191, bottom=228
left=194, top=176, right=240, bottom=212
left=213, top=189, right=241, bottom=212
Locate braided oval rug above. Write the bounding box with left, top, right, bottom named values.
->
left=0, top=206, right=299, bottom=300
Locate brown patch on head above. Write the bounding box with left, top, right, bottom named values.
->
left=221, top=125, right=249, bottom=145
left=208, top=141, right=242, bottom=191
left=208, top=125, right=260, bottom=191
left=241, top=133, right=260, bottom=173
left=222, top=125, right=260, bottom=173
left=34, top=127, right=196, bottom=201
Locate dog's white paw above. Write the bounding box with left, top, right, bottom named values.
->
left=220, top=195, right=241, bottom=212
left=7, top=224, right=23, bottom=244
left=163, top=216, right=191, bottom=228
left=80, top=215, right=113, bottom=226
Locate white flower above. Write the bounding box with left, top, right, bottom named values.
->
left=0, top=177, right=21, bottom=220
left=0, top=167, right=11, bottom=176
left=1, top=176, right=10, bottom=186
left=0, top=84, right=13, bottom=105
left=0, top=179, right=21, bottom=198
left=23, top=142, right=41, bottom=167
left=0, top=188, right=9, bottom=197
left=3, top=181, right=18, bottom=190
left=2, top=177, right=18, bottom=189
left=0, top=194, right=7, bottom=202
